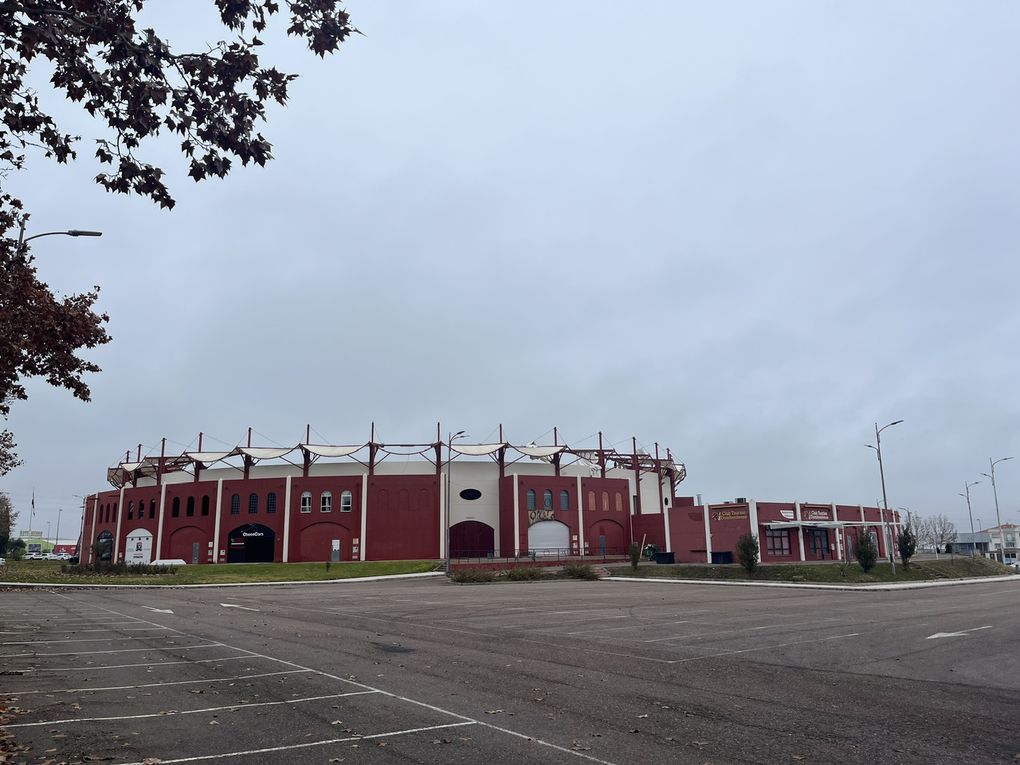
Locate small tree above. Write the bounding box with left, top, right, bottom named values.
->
left=735, top=533, right=759, bottom=576
left=898, top=523, right=918, bottom=568
left=628, top=542, right=641, bottom=570
left=854, top=529, right=879, bottom=573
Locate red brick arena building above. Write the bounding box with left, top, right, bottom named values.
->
left=80, top=425, right=901, bottom=567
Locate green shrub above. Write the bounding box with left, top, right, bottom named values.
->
left=898, top=524, right=918, bottom=568
left=563, top=563, right=599, bottom=580
left=449, top=568, right=495, bottom=583
left=854, top=530, right=879, bottom=572
left=629, top=542, right=641, bottom=570
left=735, top=533, right=760, bottom=576
left=503, top=566, right=545, bottom=581
left=60, top=562, right=176, bottom=576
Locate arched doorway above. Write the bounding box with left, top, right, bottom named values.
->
left=450, top=521, right=494, bottom=558
left=95, top=530, right=113, bottom=562
left=588, top=519, right=626, bottom=557
left=168, top=526, right=207, bottom=564
left=125, top=528, right=153, bottom=564
left=227, top=523, right=276, bottom=563
left=298, top=522, right=350, bottom=563
left=528, top=520, right=569, bottom=555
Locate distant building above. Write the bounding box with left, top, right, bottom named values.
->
left=977, top=523, right=1019, bottom=563
left=951, top=531, right=991, bottom=557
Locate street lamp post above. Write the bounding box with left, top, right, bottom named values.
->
left=867, top=419, right=903, bottom=574
left=55, top=508, right=62, bottom=550
left=959, top=480, right=981, bottom=558
left=16, top=224, right=103, bottom=255
left=444, top=431, right=467, bottom=570
left=981, top=456, right=1013, bottom=562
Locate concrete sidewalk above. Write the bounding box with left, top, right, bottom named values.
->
left=604, top=573, right=1020, bottom=591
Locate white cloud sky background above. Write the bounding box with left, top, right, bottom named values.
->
left=5, top=1, right=1020, bottom=540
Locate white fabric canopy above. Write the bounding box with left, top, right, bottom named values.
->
left=120, top=461, right=144, bottom=472
left=301, top=444, right=365, bottom=458
left=185, top=450, right=237, bottom=464
left=516, top=445, right=566, bottom=458
left=450, top=443, right=507, bottom=456
left=237, top=446, right=295, bottom=460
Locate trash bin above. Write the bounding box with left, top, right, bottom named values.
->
left=654, top=552, right=675, bottom=564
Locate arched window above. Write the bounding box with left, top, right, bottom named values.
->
left=526, top=489, right=536, bottom=511
left=186, top=496, right=195, bottom=517
left=560, top=490, right=569, bottom=511
left=112, top=502, right=117, bottom=522
left=543, top=490, right=553, bottom=510
left=127, top=500, right=134, bottom=520
left=248, top=493, right=258, bottom=514
left=201, top=496, right=210, bottom=516
left=615, top=493, right=623, bottom=513
left=340, top=490, right=353, bottom=512
left=149, top=499, right=156, bottom=519
left=267, top=493, right=277, bottom=514
left=300, top=492, right=312, bottom=513
left=230, top=494, right=240, bottom=515
left=601, top=491, right=609, bottom=513
left=587, top=491, right=596, bottom=512
left=321, top=491, right=332, bottom=512
left=171, top=497, right=180, bottom=517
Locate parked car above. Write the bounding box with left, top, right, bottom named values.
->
left=0, top=557, right=6, bottom=566
left=24, top=552, right=44, bottom=560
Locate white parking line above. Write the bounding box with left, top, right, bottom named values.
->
left=671, top=632, right=862, bottom=663
left=4, top=691, right=378, bottom=728
left=3, top=635, right=175, bottom=645
left=29, top=655, right=258, bottom=672
left=565, top=619, right=692, bottom=635
left=12, top=669, right=313, bottom=695
left=76, top=599, right=622, bottom=765
left=644, top=617, right=842, bottom=643
left=117, top=722, right=478, bottom=765
left=2, top=642, right=224, bottom=658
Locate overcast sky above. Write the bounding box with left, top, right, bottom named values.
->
left=4, top=1, right=1020, bottom=540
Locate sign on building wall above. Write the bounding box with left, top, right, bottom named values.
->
left=712, top=509, right=748, bottom=521
left=125, top=529, right=153, bottom=564
left=528, top=508, right=555, bottom=525
left=802, top=508, right=832, bottom=521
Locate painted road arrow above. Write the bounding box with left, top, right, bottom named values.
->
left=926, top=625, right=992, bottom=640
left=142, top=606, right=174, bottom=614
left=220, top=603, right=260, bottom=612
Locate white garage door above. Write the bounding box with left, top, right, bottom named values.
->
left=528, top=520, right=569, bottom=555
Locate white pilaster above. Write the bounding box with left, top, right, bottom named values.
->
left=439, top=471, right=446, bottom=560
left=155, top=482, right=168, bottom=560
left=113, top=486, right=126, bottom=561
left=703, top=504, right=713, bottom=564
left=513, top=473, right=520, bottom=557
left=212, top=479, right=223, bottom=563
left=748, top=500, right=760, bottom=563
left=795, top=502, right=806, bottom=561
left=88, top=496, right=98, bottom=563
left=282, top=476, right=292, bottom=563
left=832, top=503, right=842, bottom=560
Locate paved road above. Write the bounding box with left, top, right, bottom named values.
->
left=2, top=577, right=1019, bottom=764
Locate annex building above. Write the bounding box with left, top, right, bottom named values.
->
left=80, top=426, right=902, bottom=567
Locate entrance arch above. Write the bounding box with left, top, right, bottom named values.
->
left=227, top=523, right=276, bottom=563
left=588, top=518, right=626, bottom=556
left=95, top=530, right=113, bottom=562
left=528, top=520, right=569, bottom=555
left=450, top=521, right=494, bottom=558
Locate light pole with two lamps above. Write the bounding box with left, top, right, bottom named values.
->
left=444, top=431, right=467, bottom=570
left=981, top=456, right=1013, bottom=562
left=959, top=480, right=981, bottom=558
left=867, top=419, right=902, bottom=574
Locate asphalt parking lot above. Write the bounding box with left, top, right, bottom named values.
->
left=2, top=576, right=1019, bottom=764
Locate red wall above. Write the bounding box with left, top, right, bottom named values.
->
left=668, top=504, right=707, bottom=563
left=515, top=475, right=580, bottom=556
left=165, top=480, right=221, bottom=562
left=498, top=477, right=516, bottom=557
left=580, top=477, right=632, bottom=556
left=365, top=475, right=439, bottom=560
left=631, top=514, right=665, bottom=553
left=290, top=475, right=363, bottom=561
